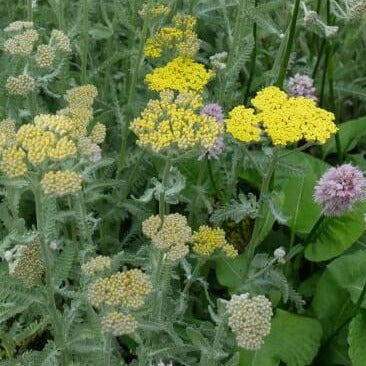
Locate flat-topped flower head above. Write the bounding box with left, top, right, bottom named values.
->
left=228, top=86, right=336, bottom=146
left=145, top=14, right=199, bottom=59
left=41, top=170, right=82, bottom=196
left=145, top=57, right=213, bottom=92
left=9, top=240, right=45, bottom=288
left=0, top=147, right=27, bottom=178
left=227, top=293, right=273, bottom=350
left=314, top=164, right=366, bottom=216
left=88, top=269, right=152, bottom=309
left=101, top=312, right=138, bottom=336
left=6, top=75, right=35, bottom=96
left=130, top=90, right=222, bottom=153
left=225, top=106, right=261, bottom=143
left=192, top=225, right=237, bottom=257
left=82, top=256, right=112, bottom=276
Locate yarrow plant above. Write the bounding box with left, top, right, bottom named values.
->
left=1, top=2, right=366, bottom=366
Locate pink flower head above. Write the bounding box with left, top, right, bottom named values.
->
left=288, top=73, right=318, bottom=103
left=199, top=103, right=224, bottom=160
left=314, top=164, right=366, bottom=216
left=200, top=103, right=224, bottom=124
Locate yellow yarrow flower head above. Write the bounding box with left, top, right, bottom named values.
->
left=225, top=106, right=262, bottom=143
left=35, top=44, right=55, bottom=68
left=0, top=119, right=16, bottom=150
left=145, top=56, right=213, bottom=93
left=0, top=147, right=27, bottom=178
left=4, top=29, right=39, bottom=55
left=65, top=84, right=98, bottom=110
left=41, top=170, right=82, bottom=196
left=252, top=86, right=337, bottom=145
left=144, top=14, right=199, bottom=59
left=101, top=312, right=138, bottom=336
left=51, top=29, right=72, bottom=53
left=88, top=269, right=152, bottom=309
left=34, top=114, right=75, bottom=136
left=90, top=123, right=106, bottom=144
left=192, top=225, right=237, bottom=257
left=6, top=75, right=35, bottom=96
left=130, top=90, right=222, bottom=153
left=82, top=255, right=112, bottom=276
left=48, top=136, right=77, bottom=161
left=140, top=4, right=170, bottom=18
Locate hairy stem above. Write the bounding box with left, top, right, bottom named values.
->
left=81, top=0, right=89, bottom=84
left=246, top=150, right=278, bottom=264
left=116, top=0, right=152, bottom=178
left=276, top=0, right=301, bottom=88
left=33, top=185, right=70, bottom=365
left=244, top=0, right=258, bottom=104
left=26, top=0, right=33, bottom=21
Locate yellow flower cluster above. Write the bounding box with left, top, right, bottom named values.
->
left=51, top=29, right=72, bottom=53
left=145, top=56, right=213, bottom=92
left=4, top=29, right=39, bottom=55
left=226, top=86, right=337, bottom=146
left=9, top=240, right=45, bottom=288
left=130, top=90, right=222, bottom=153
left=88, top=269, right=152, bottom=309
left=0, top=119, right=16, bottom=150
left=192, top=225, right=238, bottom=258
left=140, top=4, right=170, bottom=18
left=82, top=256, right=112, bottom=276
left=6, top=75, right=35, bottom=96
left=4, top=21, right=34, bottom=33
left=142, top=213, right=191, bottom=261
left=101, top=312, right=138, bottom=336
left=35, top=44, right=55, bottom=68
left=0, top=147, right=27, bottom=178
left=91, top=123, right=106, bottom=144
left=145, top=14, right=199, bottom=59
left=40, top=170, right=82, bottom=196
left=225, top=106, right=261, bottom=143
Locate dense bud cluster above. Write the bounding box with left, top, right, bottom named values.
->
left=82, top=256, right=112, bottom=276
left=4, top=29, right=39, bottom=55
left=142, top=214, right=191, bottom=261
left=9, top=240, right=45, bottom=288
left=227, top=294, right=273, bottom=350
left=101, top=312, right=138, bottom=336
left=36, top=44, right=55, bottom=68
left=6, top=75, right=35, bottom=96
left=41, top=170, right=82, bottom=196
left=51, top=29, right=72, bottom=52
left=88, top=269, right=152, bottom=309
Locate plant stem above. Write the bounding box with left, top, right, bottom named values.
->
left=246, top=150, right=278, bottom=264
left=116, top=0, right=152, bottom=178
left=326, top=1, right=342, bottom=163
left=103, top=333, right=112, bottom=366
left=276, top=0, right=301, bottom=88
left=33, top=185, right=70, bottom=365
left=207, top=159, right=224, bottom=203
left=81, top=0, right=89, bottom=84
left=304, top=215, right=325, bottom=246
left=27, top=0, right=33, bottom=21
left=244, top=0, right=258, bottom=104
left=159, top=159, right=171, bottom=221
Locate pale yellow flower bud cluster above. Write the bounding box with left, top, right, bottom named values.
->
left=8, top=240, right=45, bottom=288
left=142, top=213, right=192, bottom=261
left=35, top=44, right=55, bottom=68
left=82, top=255, right=112, bottom=276
left=192, top=225, right=238, bottom=258
left=6, top=75, right=35, bottom=96
left=87, top=268, right=152, bottom=337
left=3, top=21, right=72, bottom=96
left=101, top=311, right=138, bottom=336
left=40, top=170, right=82, bottom=196
left=227, top=294, right=273, bottom=351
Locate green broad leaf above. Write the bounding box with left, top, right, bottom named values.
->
left=214, top=254, right=248, bottom=292
left=323, top=116, right=366, bottom=156
left=89, top=24, right=114, bottom=40
left=240, top=309, right=322, bottom=366
left=312, top=250, right=366, bottom=338
left=275, top=151, right=328, bottom=234
left=304, top=202, right=366, bottom=262
left=348, top=311, right=366, bottom=366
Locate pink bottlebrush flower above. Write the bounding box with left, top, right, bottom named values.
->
left=288, top=73, right=318, bottom=102
left=199, top=103, right=224, bottom=160
left=314, top=164, right=366, bottom=216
